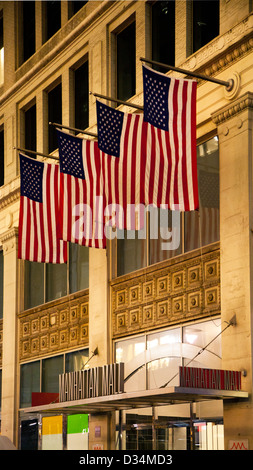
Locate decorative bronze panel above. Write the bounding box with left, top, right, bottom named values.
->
left=111, top=244, right=220, bottom=338
left=19, top=290, right=89, bottom=362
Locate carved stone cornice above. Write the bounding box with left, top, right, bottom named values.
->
left=0, top=227, right=19, bottom=244
left=0, top=176, right=20, bottom=210
left=211, top=92, right=253, bottom=126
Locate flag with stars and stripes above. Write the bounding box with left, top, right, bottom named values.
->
left=18, top=154, right=67, bottom=263
left=57, top=129, right=106, bottom=249
left=142, top=64, right=199, bottom=212
left=96, top=100, right=146, bottom=230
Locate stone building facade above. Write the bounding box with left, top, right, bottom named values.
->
left=0, top=0, right=252, bottom=451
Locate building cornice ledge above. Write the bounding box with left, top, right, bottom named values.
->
left=211, top=92, right=253, bottom=125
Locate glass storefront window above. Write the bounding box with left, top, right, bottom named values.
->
left=115, top=318, right=221, bottom=392
left=20, top=361, right=40, bottom=408
left=20, top=348, right=89, bottom=408
left=42, top=355, right=64, bottom=393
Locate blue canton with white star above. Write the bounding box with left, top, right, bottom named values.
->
left=20, top=154, right=44, bottom=203
left=57, top=130, right=85, bottom=180
left=143, top=65, right=170, bottom=131
left=96, top=101, right=124, bottom=158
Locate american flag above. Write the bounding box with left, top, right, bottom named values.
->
left=57, top=129, right=106, bottom=249
left=96, top=100, right=146, bottom=231
left=18, top=154, right=67, bottom=263
left=142, top=64, right=199, bottom=212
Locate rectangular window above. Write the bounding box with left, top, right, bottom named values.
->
left=46, top=263, right=67, bottom=303
left=20, top=361, right=40, bottom=408
left=152, top=0, right=175, bottom=71
left=24, top=261, right=44, bottom=310
left=0, top=250, right=3, bottom=319
left=116, top=136, right=219, bottom=276
left=65, top=348, right=89, bottom=372
left=44, top=1, right=61, bottom=42
left=69, top=244, right=89, bottom=294
left=117, top=230, right=146, bottom=277
left=116, top=21, right=136, bottom=101
left=24, top=245, right=89, bottom=310
left=184, top=136, right=219, bottom=252
left=192, top=0, right=219, bottom=53
left=22, top=1, right=35, bottom=63
left=42, top=356, right=64, bottom=393
left=48, top=82, right=62, bottom=153
left=0, top=11, right=3, bottom=85
left=115, top=318, right=221, bottom=392
left=20, top=348, right=88, bottom=408
left=74, top=60, right=89, bottom=130
left=25, top=104, right=36, bottom=159
left=0, top=128, right=3, bottom=187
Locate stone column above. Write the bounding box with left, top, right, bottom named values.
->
left=88, top=247, right=112, bottom=450
left=212, top=92, right=253, bottom=449
left=0, top=227, right=19, bottom=446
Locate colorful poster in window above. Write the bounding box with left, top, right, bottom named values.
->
left=67, top=414, right=88, bottom=450
left=42, top=416, right=63, bottom=450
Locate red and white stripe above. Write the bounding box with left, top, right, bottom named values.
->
left=58, top=139, right=106, bottom=249
left=144, top=76, right=198, bottom=212
left=18, top=162, right=67, bottom=264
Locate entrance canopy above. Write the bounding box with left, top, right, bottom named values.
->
left=20, top=386, right=248, bottom=415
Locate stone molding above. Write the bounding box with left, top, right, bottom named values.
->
left=182, top=13, right=253, bottom=81
left=111, top=244, right=220, bottom=339
left=211, top=92, right=253, bottom=125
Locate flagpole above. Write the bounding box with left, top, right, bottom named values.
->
left=49, top=122, right=98, bottom=138
left=140, top=57, right=234, bottom=91
left=14, top=147, right=59, bottom=161
left=90, top=91, right=144, bottom=111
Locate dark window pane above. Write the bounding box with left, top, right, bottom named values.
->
left=48, top=83, right=62, bottom=153
left=152, top=0, right=175, bottom=71
left=20, top=361, right=40, bottom=408
left=24, top=261, right=44, bottom=309
left=117, top=230, right=146, bottom=276
left=21, top=419, right=38, bottom=450
left=23, top=1, right=35, bottom=62
left=42, top=356, right=64, bottom=393
left=46, top=262, right=67, bottom=302
left=117, top=22, right=136, bottom=101
left=149, top=208, right=181, bottom=265
left=69, top=244, right=89, bottom=293
left=0, top=129, right=4, bottom=186
left=45, top=1, right=61, bottom=41
left=25, top=104, right=36, bottom=159
left=65, top=349, right=89, bottom=372
left=193, top=0, right=219, bottom=53
left=75, top=61, right=89, bottom=130
left=0, top=251, right=3, bottom=319
left=184, top=136, right=219, bottom=251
